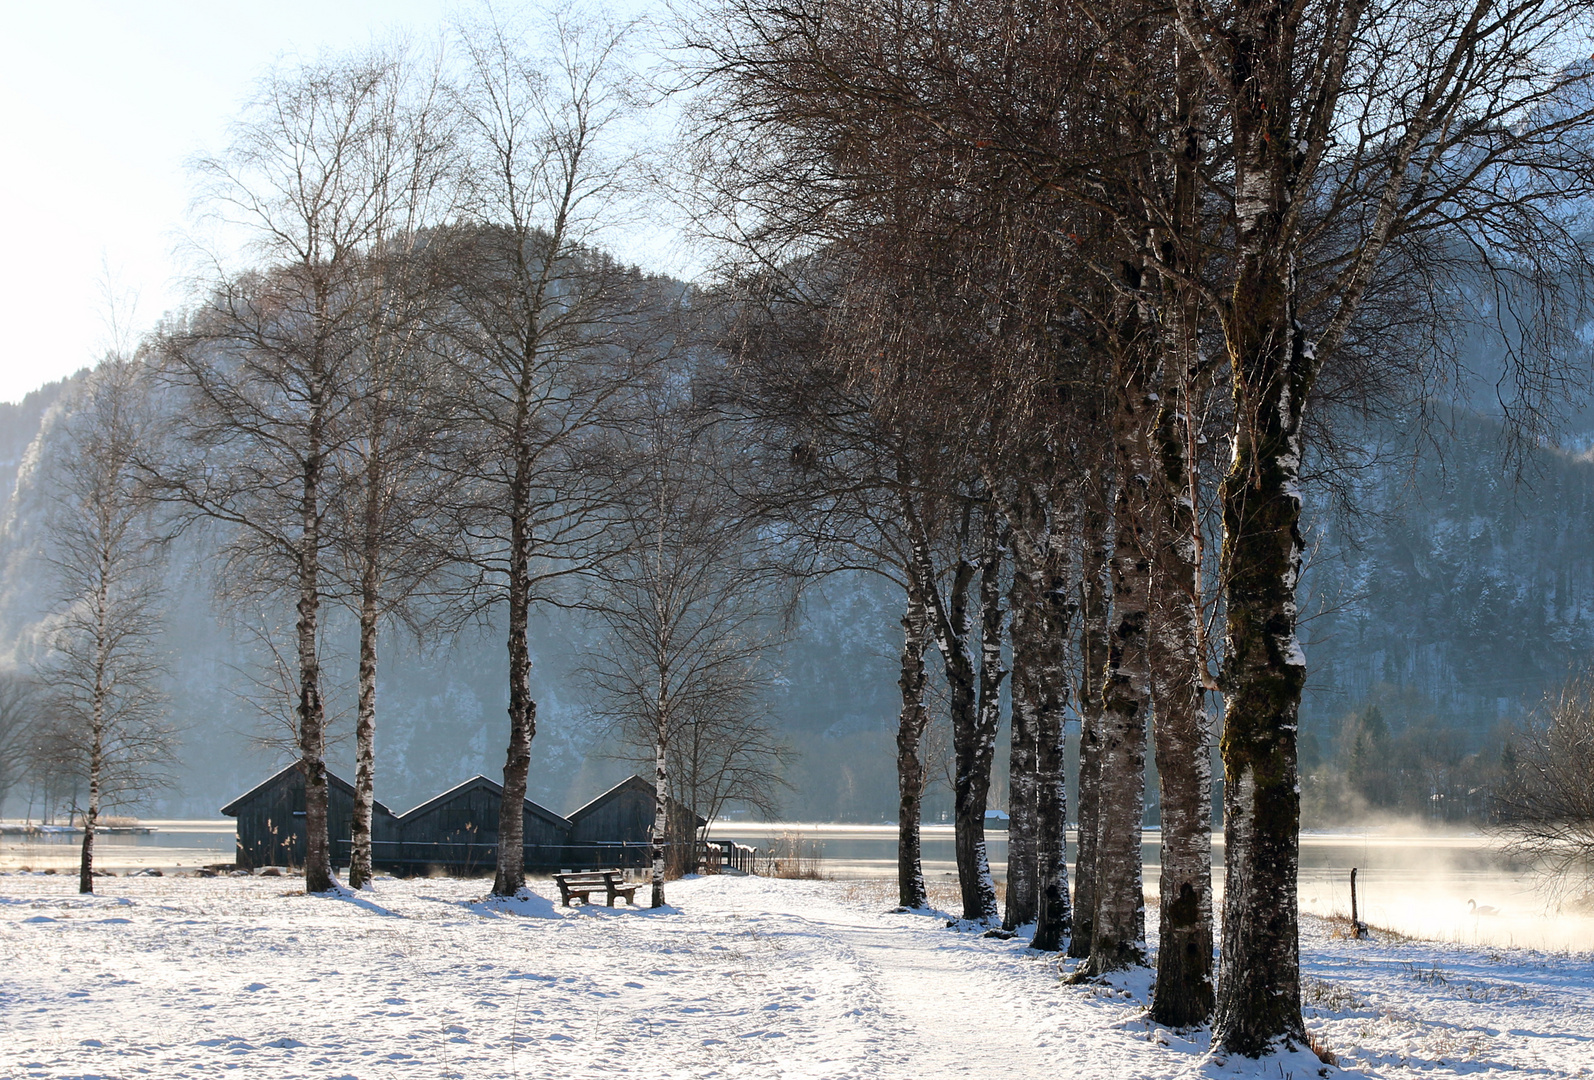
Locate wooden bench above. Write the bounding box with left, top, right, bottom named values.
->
left=554, top=870, right=639, bottom=907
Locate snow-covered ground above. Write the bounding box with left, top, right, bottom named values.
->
left=2, top=872, right=1591, bottom=1079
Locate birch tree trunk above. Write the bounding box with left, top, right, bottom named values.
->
left=1069, top=462, right=1112, bottom=958
left=945, top=586, right=992, bottom=923
left=77, top=664, right=104, bottom=894
left=951, top=509, right=1004, bottom=924
left=1080, top=340, right=1156, bottom=977
left=493, top=433, right=537, bottom=898
left=652, top=698, right=669, bottom=908
left=1030, top=496, right=1077, bottom=952
left=1004, top=550, right=1040, bottom=931
left=77, top=562, right=110, bottom=895
left=297, top=395, right=333, bottom=894
left=1209, top=327, right=1311, bottom=1053
left=1147, top=360, right=1215, bottom=1026
left=1209, top=200, right=1312, bottom=1060
left=1004, top=484, right=1053, bottom=932
left=77, top=767, right=98, bottom=894
left=896, top=579, right=933, bottom=910
left=349, top=541, right=379, bottom=890
left=1146, top=49, right=1217, bottom=1021
left=1204, top=1, right=1314, bottom=1047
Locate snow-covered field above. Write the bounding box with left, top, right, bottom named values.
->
left=2, top=872, right=1591, bottom=1079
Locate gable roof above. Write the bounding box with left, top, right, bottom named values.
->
left=220, top=763, right=395, bottom=818
left=567, top=774, right=708, bottom=828
left=395, top=774, right=572, bottom=830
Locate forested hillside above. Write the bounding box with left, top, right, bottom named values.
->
left=1294, top=412, right=1594, bottom=821
left=2, top=373, right=1586, bottom=822
left=0, top=367, right=899, bottom=820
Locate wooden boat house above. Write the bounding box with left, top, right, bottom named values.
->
left=220, top=764, right=400, bottom=871
left=222, top=768, right=705, bottom=875
left=566, top=775, right=707, bottom=874
left=382, top=775, right=572, bottom=874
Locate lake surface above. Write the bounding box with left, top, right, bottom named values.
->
left=0, top=820, right=236, bottom=874
left=709, top=823, right=1594, bottom=953
left=5, top=819, right=1587, bottom=952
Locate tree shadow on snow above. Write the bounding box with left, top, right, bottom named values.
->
left=566, top=898, right=680, bottom=917
left=463, top=890, right=565, bottom=920
left=312, top=882, right=403, bottom=917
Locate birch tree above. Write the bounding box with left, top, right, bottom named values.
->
left=583, top=377, right=788, bottom=906
left=38, top=358, right=175, bottom=894
left=717, top=275, right=967, bottom=913
left=1495, top=672, right=1594, bottom=892
left=443, top=10, right=655, bottom=898
left=162, top=51, right=418, bottom=893
left=0, top=675, right=36, bottom=816
left=1164, top=0, right=1594, bottom=1052
left=328, top=60, right=461, bottom=890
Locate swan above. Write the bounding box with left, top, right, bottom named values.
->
left=1468, top=899, right=1500, bottom=916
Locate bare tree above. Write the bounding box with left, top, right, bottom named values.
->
left=162, top=50, right=426, bottom=893
left=1162, top=0, right=1594, bottom=1052
left=1495, top=673, right=1594, bottom=893
left=327, top=60, right=462, bottom=890
left=0, top=673, right=36, bottom=815
left=717, top=277, right=954, bottom=911
left=583, top=379, right=790, bottom=906
left=37, top=358, right=175, bottom=893
left=440, top=9, right=659, bottom=899
left=333, top=264, right=461, bottom=889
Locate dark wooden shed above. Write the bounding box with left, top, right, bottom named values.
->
left=566, top=775, right=708, bottom=873
left=220, top=765, right=399, bottom=871
left=391, top=775, right=572, bottom=874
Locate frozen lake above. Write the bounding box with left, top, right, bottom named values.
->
left=5, top=819, right=1588, bottom=952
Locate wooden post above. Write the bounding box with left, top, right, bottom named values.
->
left=1350, top=867, right=1368, bottom=938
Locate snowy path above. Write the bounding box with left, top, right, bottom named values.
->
left=2, top=872, right=1591, bottom=1079
left=768, top=888, right=1167, bottom=1078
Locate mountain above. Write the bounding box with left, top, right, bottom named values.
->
left=2, top=364, right=1590, bottom=823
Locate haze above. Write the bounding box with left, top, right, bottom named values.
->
left=0, top=0, right=677, bottom=405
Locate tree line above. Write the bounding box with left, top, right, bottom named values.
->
left=683, top=0, right=1594, bottom=1055
left=9, top=0, right=1594, bottom=1063
left=9, top=13, right=790, bottom=924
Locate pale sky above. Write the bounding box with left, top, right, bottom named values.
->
left=0, top=0, right=688, bottom=405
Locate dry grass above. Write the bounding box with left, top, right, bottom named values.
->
left=840, top=876, right=1009, bottom=912
left=1320, top=910, right=1418, bottom=943
left=1302, top=976, right=1367, bottom=1012
left=1307, top=1029, right=1339, bottom=1065
left=759, top=833, right=828, bottom=879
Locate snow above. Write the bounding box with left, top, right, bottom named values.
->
left=2, top=873, right=1592, bottom=1079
